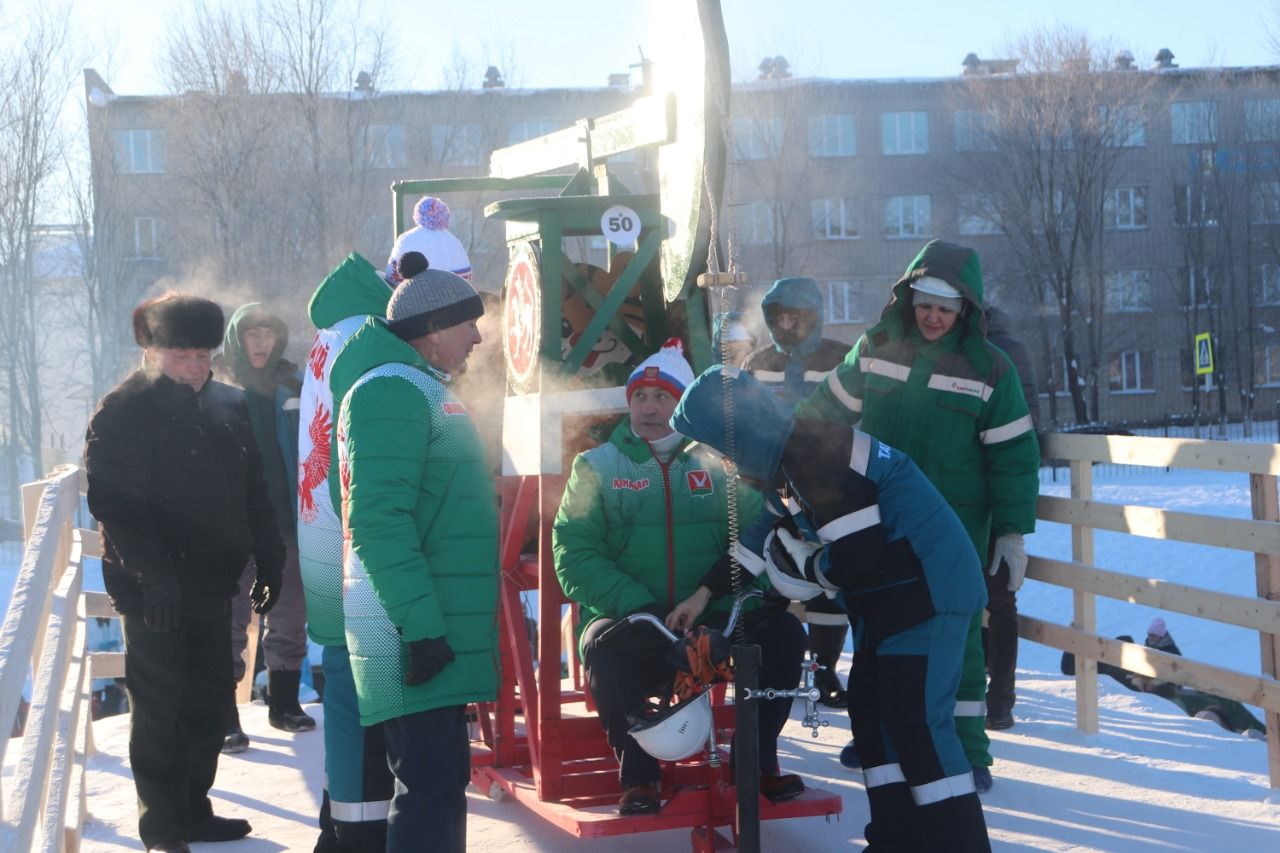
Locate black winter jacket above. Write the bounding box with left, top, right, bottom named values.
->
left=84, top=370, right=285, bottom=615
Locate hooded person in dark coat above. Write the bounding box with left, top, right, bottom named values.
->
left=214, top=303, right=315, bottom=750
left=85, top=292, right=285, bottom=853
left=742, top=276, right=855, bottom=707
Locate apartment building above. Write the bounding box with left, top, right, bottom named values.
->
left=84, top=53, right=1280, bottom=427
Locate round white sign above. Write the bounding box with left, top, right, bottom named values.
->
left=600, top=204, right=641, bottom=248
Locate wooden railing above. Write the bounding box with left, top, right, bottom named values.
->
left=0, top=466, right=113, bottom=852
left=1023, top=433, right=1280, bottom=788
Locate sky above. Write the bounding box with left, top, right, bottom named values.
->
left=57, top=0, right=1280, bottom=96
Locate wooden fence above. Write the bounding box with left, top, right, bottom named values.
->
left=1025, top=432, right=1280, bottom=788
left=0, top=466, right=113, bottom=852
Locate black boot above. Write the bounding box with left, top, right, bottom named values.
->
left=222, top=701, right=249, bottom=754
left=268, top=669, right=317, bottom=732
left=809, top=623, right=849, bottom=708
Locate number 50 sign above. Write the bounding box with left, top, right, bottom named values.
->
left=600, top=204, right=640, bottom=248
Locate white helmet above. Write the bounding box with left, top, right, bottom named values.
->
left=629, top=691, right=713, bottom=761
left=762, top=529, right=825, bottom=602
left=909, top=275, right=962, bottom=299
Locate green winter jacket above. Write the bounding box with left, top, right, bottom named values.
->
left=296, top=253, right=392, bottom=647
left=335, top=316, right=499, bottom=725
left=553, top=419, right=764, bottom=655
left=796, top=240, right=1040, bottom=563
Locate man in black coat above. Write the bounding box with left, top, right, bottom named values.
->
left=85, top=292, right=285, bottom=853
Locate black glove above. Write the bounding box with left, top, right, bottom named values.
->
left=250, top=569, right=282, bottom=615
left=141, top=573, right=182, bottom=632
left=404, top=636, right=455, bottom=686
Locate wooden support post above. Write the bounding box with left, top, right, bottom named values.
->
left=535, top=475, right=567, bottom=802
left=235, top=616, right=260, bottom=705
left=1248, top=473, right=1280, bottom=788
left=1070, top=459, right=1098, bottom=734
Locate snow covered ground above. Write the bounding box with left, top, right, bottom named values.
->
left=6, top=459, right=1280, bottom=849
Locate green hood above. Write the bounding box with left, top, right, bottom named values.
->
left=222, top=303, right=289, bottom=393
left=875, top=239, right=992, bottom=373
left=308, top=252, right=393, bottom=330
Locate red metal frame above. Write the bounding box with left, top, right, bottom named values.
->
left=470, top=475, right=843, bottom=850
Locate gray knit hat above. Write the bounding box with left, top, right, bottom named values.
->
left=386, top=268, right=484, bottom=341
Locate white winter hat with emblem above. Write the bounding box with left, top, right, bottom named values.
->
left=627, top=338, right=696, bottom=402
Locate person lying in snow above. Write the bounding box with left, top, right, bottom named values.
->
left=1060, top=616, right=1265, bottom=738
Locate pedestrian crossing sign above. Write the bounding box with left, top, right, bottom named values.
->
left=1193, top=333, right=1214, bottom=375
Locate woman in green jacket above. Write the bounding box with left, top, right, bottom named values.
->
left=797, top=240, right=1040, bottom=792
left=554, top=340, right=806, bottom=816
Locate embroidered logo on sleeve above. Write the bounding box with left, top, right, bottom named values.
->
left=612, top=477, right=650, bottom=491
left=686, top=469, right=714, bottom=496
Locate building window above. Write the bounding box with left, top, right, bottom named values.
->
left=133, top=217, right=158, bottom=259
left=508, top=119, right=560, bottom=144
left=808, top=113, right=855, bottom=157
left=431, top=123, right=483, bottom=166
left=811, top=198, right=858, bottom=239
left=1103, top=186, right=1147, bottom=230
left=825, top=280, right=864, bottom=324
left=1181, top=266, right=1215, bottom=308
left=1246, top=100, right=1280, bottom=142
left=1257, top=345, right=1280, bottom=386
left=1101, top=105, right=1146, bottom=147
left=954, top=110, right=997, bottom=152
left=1251, top=181, right=1280, bottom=225
left=739, top=200, right=775, bottom=244
left=1174, top=184, right=1217, bottom=227
left=958, top=193, right=1000, bottom=235
left=364, top=124, right=406, bottom=169
left=1258, top=264, right=1280, bottom=305
left=1109, top=350, right=1153, bottom=393
left=1171, top=101, right=1217, bottom=145
left=881, top=111, right=928, bottom=155
left=883, top=195, right=931, bottom=239
left=112, top=129, right=165, bottom=174
left=1103, top=269, right=1151, bottom=312
left=732, top=117, right=784, bottom=160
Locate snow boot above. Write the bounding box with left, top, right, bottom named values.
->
left=268, top=669, right=317, bottom=732
left=188, top=815, right=252, bottom=842
left=222, top=702, right=249, bottom=754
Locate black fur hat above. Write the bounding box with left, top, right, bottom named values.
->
left=132, top=292, right=225, bottom=349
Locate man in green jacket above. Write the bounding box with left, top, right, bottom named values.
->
left=554, top=340, right=807, bottom=816
left=796, top=240, right=1040, bottom=793
left=336, top=268, right=498, bottom=852
left=299, top=253, right=419, bottom=851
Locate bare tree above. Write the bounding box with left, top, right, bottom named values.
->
left=726, top=70, right=822, bottom=282
left=0, top=7, right=73, bottom=510
left=949, top=27, right=1156, bottom=424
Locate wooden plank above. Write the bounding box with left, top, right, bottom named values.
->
left=235, top=615, right=260, bottom=705
left=1021, top=616, right=1280, bottom=713
left=1027, top=556, right=1280, bottom=634
left=83, top=592, right=118, bottom=620
left=42, top=607, right=89, bottom=853
left=1041, top=432, right=1280, bottom=475
left=1249, top=473, right=1280, bottom=788
left=5, top=554, right=82, bottom=847
left=1070, top=460, right=1098, bottom=734
left=1039, top=494, right=1280, bottom=554
left=74, top=528, right=101, bottom=560
left=91, top=653, right=126, bottom=681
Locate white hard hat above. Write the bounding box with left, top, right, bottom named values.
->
left=909, top=275, right=962, bottom=300
left=629, top=691, right=713, bottom=761
left=762, top=530, right=825, bottom=602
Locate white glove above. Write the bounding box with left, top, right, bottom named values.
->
left=989, top=534, right=1027, bottom=592
left=764, top=528, right=838, bottom=601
